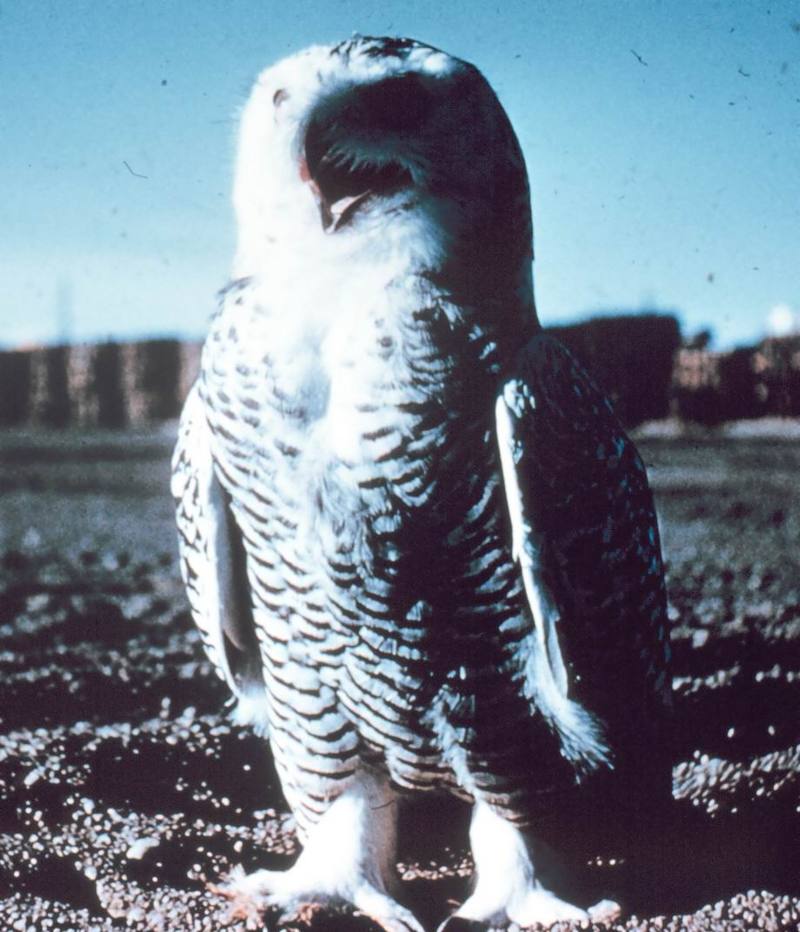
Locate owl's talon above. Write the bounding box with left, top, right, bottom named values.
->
left=352, top=883, right=426, bottom=932
left=587, top=898, right=623, bottom=923
left=208, top=874, right=269, bottom=929
left=436, top=917, right=490, bottom=931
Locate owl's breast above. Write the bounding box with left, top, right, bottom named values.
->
left=203, top=280, right=509, bottom=596
left=201, top=290, right=535, bottom=796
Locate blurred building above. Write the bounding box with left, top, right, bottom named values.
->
left=0, top=340, right=201, bottom=429
left=2, top=321, right=800, bottom=429
left=546, top=313, right=681, bottom=426
left=671, top=335, right=800, bottom=423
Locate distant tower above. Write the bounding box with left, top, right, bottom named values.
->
left=56, top=278, right=74, bottom=346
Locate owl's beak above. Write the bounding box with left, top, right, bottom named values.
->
left=300, top=156, right=376, bottom=232
left=324, top=191, right=375, bottom=232
left=301, top=155, right=410, bottom=234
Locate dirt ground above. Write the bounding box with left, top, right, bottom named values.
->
left=0, top=426, right=797, bottom=931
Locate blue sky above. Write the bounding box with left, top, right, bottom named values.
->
left=1, top=0, right=798, bottom=349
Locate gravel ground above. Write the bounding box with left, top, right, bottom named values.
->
left=0, top=427, right=797, bottom=931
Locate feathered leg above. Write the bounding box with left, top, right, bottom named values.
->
left=438, top=801, right=619, bottom=930
left=211, top=768, right=424, bottom=932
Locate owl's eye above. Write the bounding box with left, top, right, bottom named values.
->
left=273, top=88, right=289, bottom=107
left=304, top=109, right=412, bottom=216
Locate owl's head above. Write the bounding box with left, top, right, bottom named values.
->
left=232, top=36, right=533, bottom=305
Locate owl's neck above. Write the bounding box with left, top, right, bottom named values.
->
left=234, top=191, right=539, bottom=362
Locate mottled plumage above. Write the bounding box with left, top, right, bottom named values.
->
left=172, top=35, right=670, bottom=931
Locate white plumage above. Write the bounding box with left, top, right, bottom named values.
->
left=173, top=35, right=671, bottom=931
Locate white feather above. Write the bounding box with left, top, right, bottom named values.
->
left=495, top=390, right=611, bottom=772
left=231, top=688, right=271, bottom=736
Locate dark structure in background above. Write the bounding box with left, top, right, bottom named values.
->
left=0, top=351, right=32, bottom=426
left=754, top=337, right=800, bottom=417
left=30, top=346, right=71, bottom=428
left=0, top=317, right=798, bottom=429
left=549, top=314, right=681, bottom=425
left=120, top=340, right=183, bottom=425
left=671, top=336, right=800, bottom=425
left=0, top=339, right=191, bottom=430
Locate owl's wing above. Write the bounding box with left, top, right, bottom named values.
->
left=495, top=333, right=671, bottom=781
left=171, top=383, right=268, bottom=731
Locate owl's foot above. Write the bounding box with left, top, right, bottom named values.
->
left=437, top=801, right=620, bottom=930
left=211, top=869, right=421, bottom=931
left=208, top=770, right=424, bottom=932
left=208, top=866, right=271, bottom=929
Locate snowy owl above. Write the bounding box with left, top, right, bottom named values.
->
left=172, top=35, right=671, bottom=931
